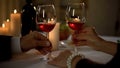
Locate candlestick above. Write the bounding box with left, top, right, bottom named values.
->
left=10, top=9, right=21, bottom=37
left=11, top=36, right=21, bottom=54
left=49, top=23, right=60, bottom=51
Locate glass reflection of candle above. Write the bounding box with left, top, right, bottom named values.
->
left=43, top=9, right=45, bottom=18
left=72, top=9, right=75, bottom=16
left=48, top=18, right=55, bottom=24
left=73, top=18, right=80, bottom=22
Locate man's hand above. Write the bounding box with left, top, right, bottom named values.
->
left=20, top=31, right=52, bottom=54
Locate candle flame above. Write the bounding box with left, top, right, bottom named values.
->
left=6, top=19, right=10, bottom=22
left=14, top=9, right=17, bottom=14
left=33, top=6, right=36, bottom=10
left=2, top=23, right=5, bottom=28
left=51, top=18, right=54, bottom=21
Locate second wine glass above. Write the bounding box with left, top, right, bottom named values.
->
left=65, top=2, right=86, bottom=53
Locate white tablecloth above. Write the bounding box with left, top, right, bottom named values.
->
left=0, top=36, right=119, bottom=68
left=0, top=49, right=113, bottom=68
left=100, top=35, right=120, bottom=43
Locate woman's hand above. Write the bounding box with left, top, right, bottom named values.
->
left=72, top=26, right=104, bottom=47
left=72, top=26, right=117, bottom=55
left=20, top=31, right=52, bottom=54
left=48, top=50, right=84, bottom=68
left=48, top=50, right=72, bottom=68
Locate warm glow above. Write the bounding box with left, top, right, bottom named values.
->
left=6, top=19, right=10, bottom=22
left=33, top=6, right=36, bottom=10
left=14, top=9, right=17, bottom=14
left=51, top=18, right=54, bottom=21
left=48, top=18, right=55, bottom=24
left=2, top=23, right=5, bottom=28
left=73, top=18, right=80, bottom=22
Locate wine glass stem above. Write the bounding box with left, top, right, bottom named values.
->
left=74, top=31, right=79, bottom=53
left=74, top=46, right=78, bottom=53
left=46, top=32, right=49, bottom=39
left=46, top=32, right=52, bottom=60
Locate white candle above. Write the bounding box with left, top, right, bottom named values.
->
left=49, top=23, right=60, bottom=51
left=10, top=9, right=21, bottom=37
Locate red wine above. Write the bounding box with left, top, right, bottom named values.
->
left=68, top=22, right=84, bottom=30
left=38, top=23, right=55, bottom=32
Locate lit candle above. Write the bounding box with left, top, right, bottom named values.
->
left=3, top=19, right=11, bottom=35
left=10, top=9, right=21, bottom=36
left=49, top=23, right=60, bottom=51
left=0, top=23, right=8, bottom=35
left=2, top=23, right=5, bottom=28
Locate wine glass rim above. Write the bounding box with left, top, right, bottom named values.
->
left=36, top=4, right=56, bottom=14
left=68, top=2, right=85, bottom=6
left=37, top=4, right=56, bottom=13
left=38, top=4, right=55, bottom=7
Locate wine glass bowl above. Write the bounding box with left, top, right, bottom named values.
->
left=36, top=4, right=56, bottom=34
left=36, top=4, right=57, bottom=58
left=66, top=3, right=86, bottom=30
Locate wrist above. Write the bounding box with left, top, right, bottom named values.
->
left=67, top=52, right=84, bottom=68
left=95, top=39, right=117, bottom=55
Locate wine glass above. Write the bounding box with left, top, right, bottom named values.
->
left=65, top=2, right=86, bottom=53
left=36, top=4, right=56, bottom=37
left=36, top=4, right=57, bottom=60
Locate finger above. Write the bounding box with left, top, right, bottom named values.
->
left=43, top=46, right=52, bottom=52
left=60, top=50, right=72, bottom=56
left=32, top=31, right=48, bottom=40
left=41, top=47, right=52, bottom=55
left=36, top=40, right=51, bottom=47
left=39, top=49, right=48, bottom=55
left=75, top=40, right=88, bottom=46
left=72, top=33, right=87, bottom=40
left=80, top=26, right=94, bottom=33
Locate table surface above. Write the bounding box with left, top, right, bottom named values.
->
left=0, top=36, right=120, bottom=68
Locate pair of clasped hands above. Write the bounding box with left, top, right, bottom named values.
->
left=20, top=25, right=92, bottom=54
